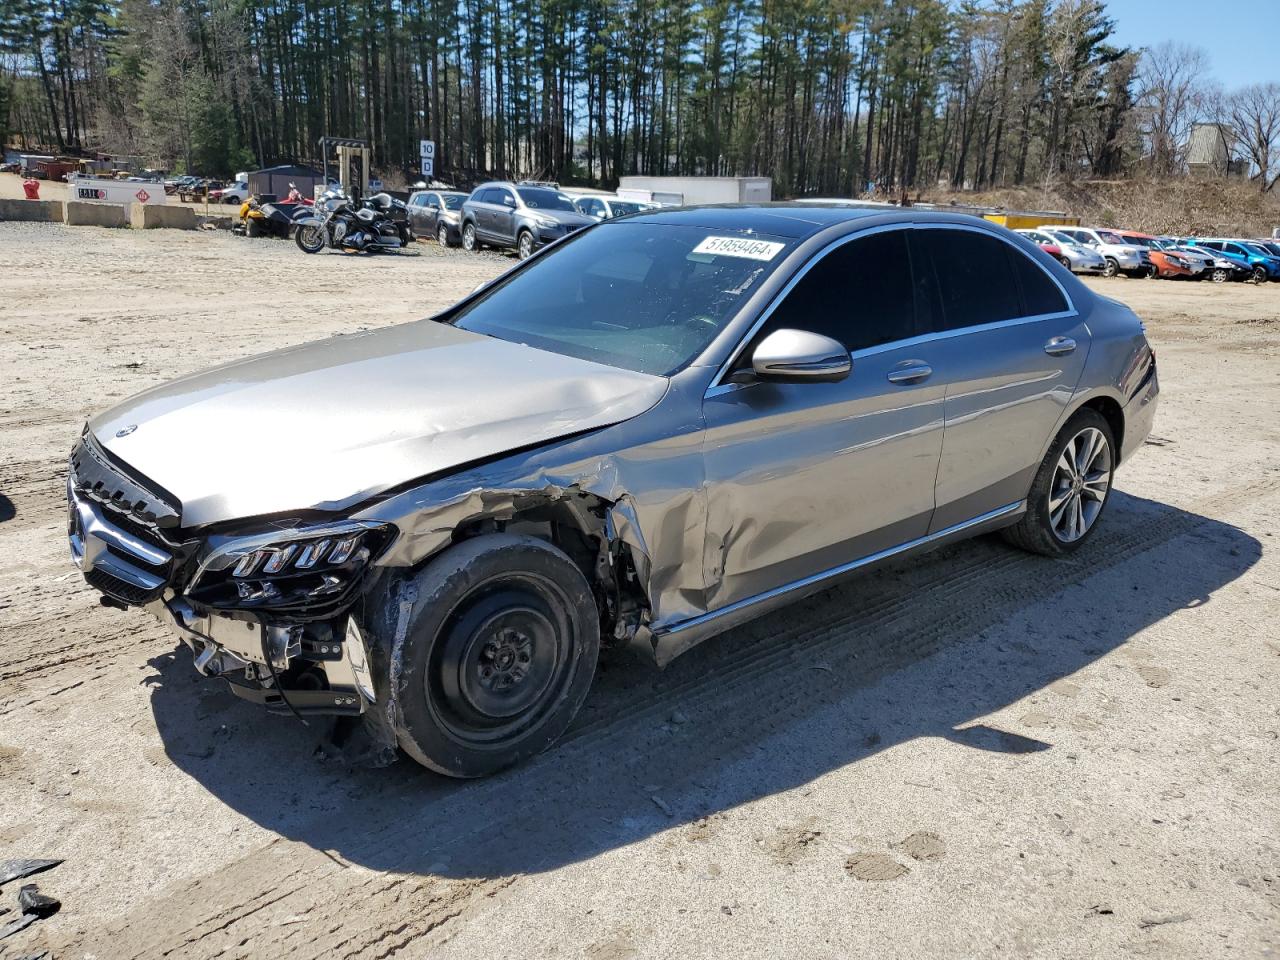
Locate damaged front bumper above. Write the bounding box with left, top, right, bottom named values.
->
left=147, top=597, right=377, bottom=716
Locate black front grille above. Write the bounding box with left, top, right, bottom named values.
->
left=85, top=566, right=163, bottom=605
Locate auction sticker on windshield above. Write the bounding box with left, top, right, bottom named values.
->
left=692, top=236, right=786, bottom=261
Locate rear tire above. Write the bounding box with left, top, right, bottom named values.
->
left=391, top=534, right=600, bottom=778
left=462, top=222, right=479, bottom=252
left=1002, top=408, right=1116, bottom=557
left=1059, top=256, right=1072, bottom=270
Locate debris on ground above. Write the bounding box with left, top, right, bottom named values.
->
left=0, top=912, right=37, bottom=940
left=0, top=861, right=61, bottom=889
left=17, top=884, right=60, bottom=918
left=1138, top=913, right=1192, bottom=930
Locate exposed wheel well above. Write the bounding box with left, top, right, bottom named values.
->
left=1081, top=396, right=1124, bottom=461
left=447, top=493, right=645, bottom=645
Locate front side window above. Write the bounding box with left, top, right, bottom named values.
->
left=450, top=223, right=794, bottom=376
left=917, top=229, right=1022, bottom=331
left=754, top=229, right=917, bottom=353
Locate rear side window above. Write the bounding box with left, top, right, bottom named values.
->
left=1008, top=246, right=1068, bottom=316
left=917, top=230, right=1021, bottom=331
left=759, top=229, right=917, bottom=353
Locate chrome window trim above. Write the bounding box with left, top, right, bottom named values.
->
left=657, top=500, right=1024, bottom=637
left=705, top=220, right=1078, bottom=399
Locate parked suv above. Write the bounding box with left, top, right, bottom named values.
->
left=1114, top=231, right=1204, bottom=280
left=461, top=181, right=595, bottom=259
left=1187, top=238, right=1280, bottom=283
left=1018, top=228, right=1106, bottom=274
left=407, top=189, right=468, bottom=245
left=67, top=206, right=1157, bottom=777
left=1048, top=226, right=1149, bottom=278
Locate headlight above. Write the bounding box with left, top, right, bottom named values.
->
left=186, top=520, right=393, bottom=616
left=442, top=211, right=460, bottom=222
left=532, top=214, right=559, bottom=228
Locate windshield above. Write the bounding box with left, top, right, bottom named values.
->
left=450, top=223, right=793, bottom=376
left=1125, top=235, right=1154, bottom=248
left=609, top=201, right=648, bottom=216
left=1096, top=231, right=1125, bottom=245
left=441, top=194, right=465, bottom=210
left=1241, top=242, right=1275, bottom=258
left=517, top=188, right=577, bottom=212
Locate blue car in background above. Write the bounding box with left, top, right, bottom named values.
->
left=1186, top=238, right=1280, bottom=283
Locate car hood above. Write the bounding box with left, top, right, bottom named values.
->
left=533, top=209, right=596, bottom=228
left=89, top=320, right=668, bottom=528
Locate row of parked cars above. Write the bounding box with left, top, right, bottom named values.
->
left=405, top=180, right=655, bottom=259
left=1017, top=226, right=1280, bottom=284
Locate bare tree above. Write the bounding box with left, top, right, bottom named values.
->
left=1224, top=83, right=1280, bottom=192
left=1135, top=41, right=1210, bottom=176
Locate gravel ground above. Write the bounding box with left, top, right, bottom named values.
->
left=0, top=221, right=1277, bottom=959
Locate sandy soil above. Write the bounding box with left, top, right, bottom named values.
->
left=0, top=222, right=1277, bottom=959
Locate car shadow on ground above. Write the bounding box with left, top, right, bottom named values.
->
left=144, top=490, right=1260, bottom=879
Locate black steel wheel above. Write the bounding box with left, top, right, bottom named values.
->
left=389, top=534, right=600, bottom=777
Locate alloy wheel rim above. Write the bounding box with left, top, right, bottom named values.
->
left=438, top=224, right=447, bottom=243
left=519, top=234, right=532, bottom=259
left=1049, top=426, right=1111, bottom=543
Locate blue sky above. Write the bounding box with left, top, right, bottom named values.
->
left=1105, top=0, right=1276, bottom=90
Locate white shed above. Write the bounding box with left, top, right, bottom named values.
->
left=616, top=176, right=772, bottom=207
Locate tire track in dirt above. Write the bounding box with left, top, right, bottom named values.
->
left=52, top=474, right=1274, bottom=959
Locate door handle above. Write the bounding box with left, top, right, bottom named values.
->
left=1044, top=336, right=1076, bottom=356
left=886, top=362, right=932, bottom=384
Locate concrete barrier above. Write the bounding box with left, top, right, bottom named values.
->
left=65, top=201, right=130, bottom=228
left=0, top=198, right=65, bottom=223
left=130, top=203, right=197, bottom=230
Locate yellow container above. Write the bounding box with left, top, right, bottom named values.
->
left=984, top=211, right=1080, bottom=230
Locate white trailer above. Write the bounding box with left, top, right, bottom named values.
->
left=616, top=176, right=772, bottom=207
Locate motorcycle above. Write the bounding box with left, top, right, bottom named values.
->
left=237, top=195, right=314, bottom=239
left=294, top=191, right=411, bottom=254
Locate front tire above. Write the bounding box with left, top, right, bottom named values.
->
left=294, top=224, right=326, bottom=254
left=1103, top=257, right=1119, bottom=278
left=1002, top=409, right=1116, bottom=557
left=462, top=222, right=479, bottom=252
left=1251, top=265, right=1268, bottom=284
left=391, top=534, right=600, bottom=778
left=1059, top=256, right=1072, bottom=270
left=517, top=229, right=535, bottom=261
left=437, top=222, right=453, bottom=247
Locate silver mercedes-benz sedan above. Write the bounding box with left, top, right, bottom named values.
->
left=67, top=204, right=1159, bottom=776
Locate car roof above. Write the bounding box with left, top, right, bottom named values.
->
left=621, top=202, right=997, bottom=240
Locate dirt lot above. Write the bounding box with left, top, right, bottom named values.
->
left=0, top=222, right=1277, bottom=959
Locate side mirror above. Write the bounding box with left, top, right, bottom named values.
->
left=749, top=329, right=851, bottom=384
